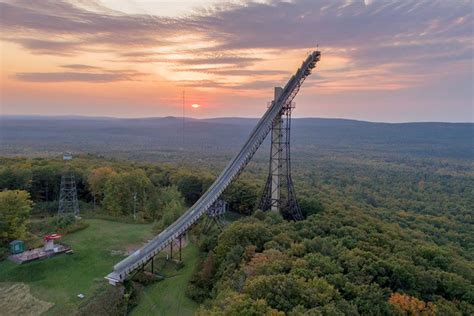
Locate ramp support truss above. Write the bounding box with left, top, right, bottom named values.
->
left=203, top=199, right=227, bottom=232
left=259, top=88, right=303, bottom=220
left=169, top=234, right=184, bottom=262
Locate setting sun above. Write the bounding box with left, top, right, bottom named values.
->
left=191, top=104, right=200, bottom=108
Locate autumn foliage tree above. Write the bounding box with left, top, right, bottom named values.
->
left=388, top=292, right=436, bottom=315
left=87, top=167, right=116, bottom=205
left=102, top=170, right=152, bottom=216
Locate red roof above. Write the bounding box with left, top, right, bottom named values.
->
left=44, top=234, right=63, bottom=241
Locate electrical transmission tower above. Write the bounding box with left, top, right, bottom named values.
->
left=259, top=87, right=303, bottom=220
left=58, top=152, right=80, bottom=217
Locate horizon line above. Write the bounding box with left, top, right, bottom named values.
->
left=1, top=114, right=472, bottom=125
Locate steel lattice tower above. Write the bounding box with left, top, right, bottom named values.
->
left=58, top=153, right=80, bottom=217
left=259, top=87, right=303, bottom=221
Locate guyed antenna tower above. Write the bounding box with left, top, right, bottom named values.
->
left=182, top=89, right=185, bottom=148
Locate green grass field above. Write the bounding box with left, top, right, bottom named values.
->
left=0, top=219, right=199, bottom=315
left=131, top=244, right=199, bottom=316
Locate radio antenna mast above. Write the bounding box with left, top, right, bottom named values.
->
left=182, top=89, right=185, bottom=148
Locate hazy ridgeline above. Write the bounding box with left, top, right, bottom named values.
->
left=1, top=116, right=472, bottom=161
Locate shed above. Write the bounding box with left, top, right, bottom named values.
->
left=10, top=240, right=25, bottom=254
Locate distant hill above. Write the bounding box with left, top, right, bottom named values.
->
left=1, top=116, right=472, bottom=160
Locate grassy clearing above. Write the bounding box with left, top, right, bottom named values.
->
left=131, top=243, right=199, bottom=316
left=0, top=282, right=54, bottom=315
left=0, top=219, right=154, bottom=315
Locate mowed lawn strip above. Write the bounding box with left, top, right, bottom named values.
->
left=131, top=243, right=199, bottom=316
left=0, top=219, right=154, bottom=315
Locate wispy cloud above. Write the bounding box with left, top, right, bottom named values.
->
left=4, top=38, right=83, bottom=55
left=1, top=0, right=472, bottom=93
left=60, top=64, right=101, bottom=70
left=184, top=68, right=290, bottom=76
left=170, top=56, right=261, bottom=66
left=14, top=69, right=144, bottom=83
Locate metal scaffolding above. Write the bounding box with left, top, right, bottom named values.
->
left=58, top=154, right=80, bottom=217
left=203, top=199, right=228, bottom=232
left=259, top=93, right=303, bottom=220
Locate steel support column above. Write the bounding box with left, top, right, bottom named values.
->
left=270, top=87, right=283, bottom=212
left=259, top=89, right=303, bottom=220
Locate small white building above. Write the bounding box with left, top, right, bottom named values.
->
left=63, top=152, right=73, bottom=161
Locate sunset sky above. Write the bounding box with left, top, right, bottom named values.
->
left=1, top=0, right=472, bottom=122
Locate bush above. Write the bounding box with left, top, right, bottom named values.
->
left=299, top=197, right=324, bottom=218
left=56, top=215, right=76, bottom=229
left=24, top=233, right=43, bottom=249
left=0, top=244, right=7, bottom=260
left=61, top=220, right=89, bottom=235
left=28, top=216, right=89, bottom=238
left=132, top=271, right=161, bottom=286
left=177, top=175, right=205, bottom=205
left=78, top=283, right=126, bottom=316
left=32, top=201, right=58, bottom=215
left=81, top=209, right=151, bottom=224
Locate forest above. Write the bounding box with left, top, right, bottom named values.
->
left=0, top=117, right=472, bottom=315
left=0, top=156, right=256, bottom=257
left=0, top=149, right=472, bottom=315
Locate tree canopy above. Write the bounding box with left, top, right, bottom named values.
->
left=0, top=190, right=33, bottom=240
